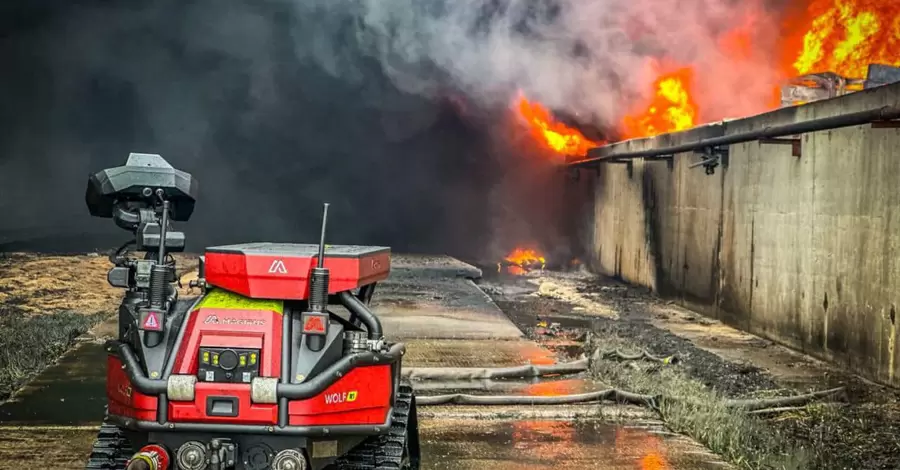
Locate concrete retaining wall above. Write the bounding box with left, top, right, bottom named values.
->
left=577, top=82, right=900, bottom=387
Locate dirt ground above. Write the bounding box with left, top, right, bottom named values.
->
left=0, top=253, right=121, bottom=317
left=476, top=266, right=900, bottom=470
left=0, top=252, right=198, bottom=400
left=0, top=252, right=199, bottom=317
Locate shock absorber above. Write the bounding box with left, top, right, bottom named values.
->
left=126, top=445, right=170, bottom=470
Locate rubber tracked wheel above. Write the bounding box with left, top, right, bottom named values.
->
left=330, top=383, right=421, bottom=470
left=85, top=415, right=132, bottom=470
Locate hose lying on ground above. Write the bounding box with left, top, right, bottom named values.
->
left=416, top=389, right=660, bottom=409
left=415, top=387, right=846, bottom=414
left=406, top=355, right=846, bottom=415
left=401, top=348, right=676, bottom=381
left=410, top=379, right=549, bottom=392
left=598, top=348, right=678, bottom=365
left=401, top=358, right=589, bottom=381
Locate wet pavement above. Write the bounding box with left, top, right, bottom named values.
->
left=420, top=418, right=726, bottom=470
left=0, top=341, right=107, bottom=426
left=0, top=255, right=729, bottom=469
left=373, top=255, right=523, bottom=340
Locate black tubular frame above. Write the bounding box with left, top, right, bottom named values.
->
left=339, top=291, right=383, bottom=340
left=570, top=104, right=900, bottom=166
left=108, top=414, right=396, bottom=436
left=107, top=286, right=403, bottom=435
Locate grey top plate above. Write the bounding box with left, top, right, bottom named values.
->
left=206, top=243, right=390, bottom=258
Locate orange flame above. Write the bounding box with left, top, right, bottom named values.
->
left=505, top=247, right=546, bottom=269
left=499, top=247, right=546, bottom=276
left=516, top=94, right=602, bottom=157
left=515, top=0, right=898, bottom=148
left=788, top=0, right=900, bottom=78
left=621, top=67, right=699, bottom=139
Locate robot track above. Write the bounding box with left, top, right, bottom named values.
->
left=85, top=419, right=134, bottom=470
left=328, top=384, right=421, bottom=470
left=84, top=385, right=420, bottom=470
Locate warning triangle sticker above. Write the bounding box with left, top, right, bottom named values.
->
left=143, top=312, right=161, bottom=330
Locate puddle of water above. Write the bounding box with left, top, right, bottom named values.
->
left=0, top=342, right=107, bottom=426
left=420, top=418, right=726, bottom=470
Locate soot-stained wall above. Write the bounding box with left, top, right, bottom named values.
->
left=578, top=82, right=900, bottom=387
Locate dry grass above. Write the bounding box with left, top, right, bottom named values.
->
left=0, top=252, right=198, bottom=400
left=774, top=401, right=900, bottom=469
left=0, top=253, right=122, bottom=316
left=587, top=334, right=812, bottom=470
left=0, top=252, right=199, bottom=316
left=0, top=253, right=119, bottom=398
left=0, top=312, right=105, bottom=400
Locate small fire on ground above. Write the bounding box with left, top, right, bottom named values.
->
left=498, top=247, right=546, bottom=275
left=497, top=247, right=585, bottom=275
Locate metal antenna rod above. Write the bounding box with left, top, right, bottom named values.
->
left=317, top=203, right=329, bottom=269
left=157, top=199, right=170, bottom=265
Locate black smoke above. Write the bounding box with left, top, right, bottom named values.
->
left=0, top=0, right=569, bottom=261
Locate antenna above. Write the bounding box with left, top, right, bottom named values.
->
left=307, top=203, right=330, bottom=314
left=316, top=203, right=329, bottom=269
left=157, top=198, right=170, bottom=265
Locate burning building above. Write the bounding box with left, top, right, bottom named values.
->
left=502, top=0, right=900, bottom=280
left=515, top=0, right=900, bottom=157
left=550, top=1, right=900, bottom=390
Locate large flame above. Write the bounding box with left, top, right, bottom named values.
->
left=612, top=0, right=898, bottom=140
left=516, top=94, right=602, bottom=158
left=621, top=67, right=699, bottom=139
left=513, top=0, right=898, bottom=147
left=789, top=0, right=900, bottom=77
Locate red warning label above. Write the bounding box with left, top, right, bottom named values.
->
left=142, top=312, right=162, bottom=331
left=302, top=314, right=327, bottom=335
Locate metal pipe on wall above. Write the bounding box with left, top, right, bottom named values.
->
left=569, top=104, right=900, bottom=167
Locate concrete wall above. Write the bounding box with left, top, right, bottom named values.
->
left=578, top=82, right=900, bottom=387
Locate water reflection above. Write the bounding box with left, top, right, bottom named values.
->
left=518, top=345, right=558, bottom=366
left=615, top=427, right=672, bottom=470
left=512, top=420, right=577, bottom=461
left=522, top=378, right=586, bottom=396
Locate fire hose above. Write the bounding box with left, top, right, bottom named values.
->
left=401, top=351, right=846, bottom=413
left=399, top=348, right=675, bottom=381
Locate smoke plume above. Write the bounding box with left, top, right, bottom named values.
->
left=293, top=0, right=787, bottom=125
left=0, top=0, right=787, bottom=259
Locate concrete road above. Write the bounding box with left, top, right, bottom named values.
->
left=0, top=255, right=728, bottom=469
